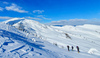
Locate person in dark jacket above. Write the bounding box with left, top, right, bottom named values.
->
left=76, top=46, right=80, bottom=53
left=67, top=45, right=70, bottom=51
left=72, top=46, right=74, bottom=51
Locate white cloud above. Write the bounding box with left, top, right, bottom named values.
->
left=0, top=7, right=4, bottom=11
left=24, top=16, right=42, bottom=20
left=69, top=19, right=87, bottom=22
left=37, top=15, right=46, bottom=19
left=33, top=10, right=44, bottom=14
left=0, top=16, right=42, bottom=20
left=0, top=16, right=13, bottom=20
left=5, top=3, right=28, bottom=13
left=46, top=19, right=100, bottom=26
left=3, top=2, right=9, bottom=4
left=37, top=15, right=51, bottom=20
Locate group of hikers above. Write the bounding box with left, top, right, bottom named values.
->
left=67, top=45, right=80, bottom=53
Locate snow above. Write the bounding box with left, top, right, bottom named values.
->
left=88, top=48, right=100, bottom=56
left=0, top=18, right=100, bottom=58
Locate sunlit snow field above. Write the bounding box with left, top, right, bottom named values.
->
left=0, top=18, right=100, bottom=58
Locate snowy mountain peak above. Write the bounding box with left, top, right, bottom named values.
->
left=4, top=18, right=50, bottom=38
left=4, top=18, right=25, bottom=25
left=4, top=18, right=45, bottom=28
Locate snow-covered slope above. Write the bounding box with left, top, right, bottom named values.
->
left=52, top=24, right=100, bottom=56
left=2, top=18, right=100, bottom=58
left=0, top=23, right=74, bottom=58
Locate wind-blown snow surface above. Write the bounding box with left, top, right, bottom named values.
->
left=0, top=23, right=70, bottom=58
left=2, top=18, right=100, bottom=58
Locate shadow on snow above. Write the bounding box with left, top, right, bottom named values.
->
left=0, top=29, right=44, bottom=50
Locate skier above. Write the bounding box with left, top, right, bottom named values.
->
left=67, top=45, right=70, bottom=51
left=76, top=46, right=80, bottom=53
left=72, top=46, right=74, bottom=51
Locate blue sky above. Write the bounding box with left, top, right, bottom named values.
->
left=0, top=0, right=100, bottom=25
